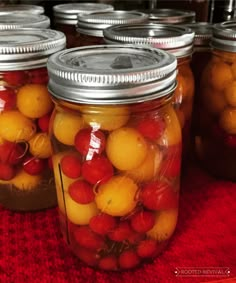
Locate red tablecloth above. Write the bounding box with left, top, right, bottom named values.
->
left=0, top=162, right=235, bottom=283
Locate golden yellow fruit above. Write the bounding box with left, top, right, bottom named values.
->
left=219, top=107, right=236, bottom=134
left=158, top=106, right=181, bottom=146
left=17, top=84, right=53, bottom=118
left=224, top=81, right=236, bottom=107
left=65, top=193, right=98, bottom=225
left=53, top=111, right=83, bottom=145
left=82, top=105, right=130, bottom=131
left=210, top=61, right=233, bottom=91
left=12, top=169, right=41, bottom=191
left=147, top=209, right=178, bottom=241
left=95, top=175, right=138, bottom=217
left=29, top=133, right=52, bottom=159
left=106, top=127, right=148, bottom=171
left=0, top=111, right=36, bottom=142
left=125, top=144, right=162, bottom=182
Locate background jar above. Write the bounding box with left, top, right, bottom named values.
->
left=76, top=10, right=148, bottom=47
left=47, top=45, right=181, bottom=271
left=195, top=21, right=236, bottom=181
left=104, top=23, right=194, bottom=163
left=186, top=22, right=213, bottom=146
left=52, top=3, right=114, bottom=48
left=136, top=8, right=196, bottom=24
left=0, top=12, right=50, bottom=29
left=0, top=4, right=45, bottom=15
left=0, top=28, right=66, bottom=211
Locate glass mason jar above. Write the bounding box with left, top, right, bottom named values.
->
left=195, top=21, right=236, bottom=181
left=103, top=23, right=194, bottom=163
left=76, top=11, right=148, bottom=47
left=136, top=8, right=196, bottom=24
left=52, top=3, right=114, bottom=48
left=0, top=12, right=50, bottom=29
left=47, top=45, right=181, bottom=271
left=0, top=4, right=45, bottom=15
left=187, top=23, right=213, bottom=145
left=0, top=29, right=66, bottom=211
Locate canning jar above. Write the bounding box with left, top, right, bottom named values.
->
left=47, top=45, right=181, bottom=271
left=76, top=11, right=148, bottom=47
left=53, top=3, right=114, bottom=48
left=187, top=23, right=213, bottom=144
left=104, top=23, right=194, bottom=162
left=195, top=21, right=236, bottom=181
left=136, top=8, right=196, bottom=24
left=0, top=12, right=50, bottom=29
left=0, top=28, right=66, bottom=211
left=0, top=4, right=44, bottom=15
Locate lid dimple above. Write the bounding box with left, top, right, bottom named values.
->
left=47, top=45, right=177, bottom=104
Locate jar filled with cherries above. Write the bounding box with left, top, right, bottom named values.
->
left=0, top=28, right=66, bottom=211
left=195, top=21, right=236, bottom=181
left=47, top=45, right=181, bottom=271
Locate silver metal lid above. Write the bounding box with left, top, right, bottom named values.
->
left=186, top=22, right=213, bottom=47
left=103, top=23, right=194, bottom=58
left=0, top=13, right=50, bottom=29
left=53, top=3, right=114, bottom=25
left=77, top=11, right=149, bottom=37
left=47, top=44, right=177, bottom=105
left=0, top=4, right=44, bottom=15
left=212, top=21, right=236, bottom=52
left=0, top=29, right=66, bottom=71
left=141, top=8, right=196, bottom=24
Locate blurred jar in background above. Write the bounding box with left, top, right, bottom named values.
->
left=47, top=44, right=181, bottom=271
left=0, top=4, right=44, bottom=15
left=137, top=8, right=196, bottom=24
left=0, top=12, right=50, bottom=29
left=187, top=22, right=213, bottom=148
left=76, top=10, right=148, bottom=47
left=53, top=2, right=114, bottom=48
left=195, top=21, right=236, bottom=181
left=0, top=28, right=66, bottom=211
left=104, top=23, right=194, bottom=163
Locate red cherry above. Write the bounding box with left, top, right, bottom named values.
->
left=108, top=221, right=133, bottom=242
left=23, top=156, right=46, bottom=175
left=137, top=239, right=159, bottom=258
left=37, top=113, right=51, bottom=133
left=136, top=117, right=166, bottom=140
left=0, top=162, right=16, bottom=180
left=89, top=213, right=116, bottom=235
left=0, top=88, right=16, bottom=111
left=29, top=68, right=48, bottom=84
left=127, top=231, right=145, bottom=245
left=74, top=128, right=106, bottom=157
left=47, top=157, right=53, bottom=170
left=130, top=211, right=155, bottom=233
left=140, top=181, right=178, bottom=210
left=0, top=141, right=25, bottom=165
left=81, top=155, right=113, bottom=185
left=119, top=250, right=140, bottom=269
left=159, top=157, right=181, bottom=179
left=98, top=256, right=118, bottom=271
left=61, top=154, right=81, bottom=179
left=75, top=246, right=98, bottom=267
left=73, top=226, right=105, bottom=250
left=68, top=180, right=94, bottom=204
left=224, top=134, right=236, bottom=148
left=3, top=71, right=28, bottom=86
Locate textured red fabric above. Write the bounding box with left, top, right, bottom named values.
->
left=0, top=162, right=235, bottom=283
